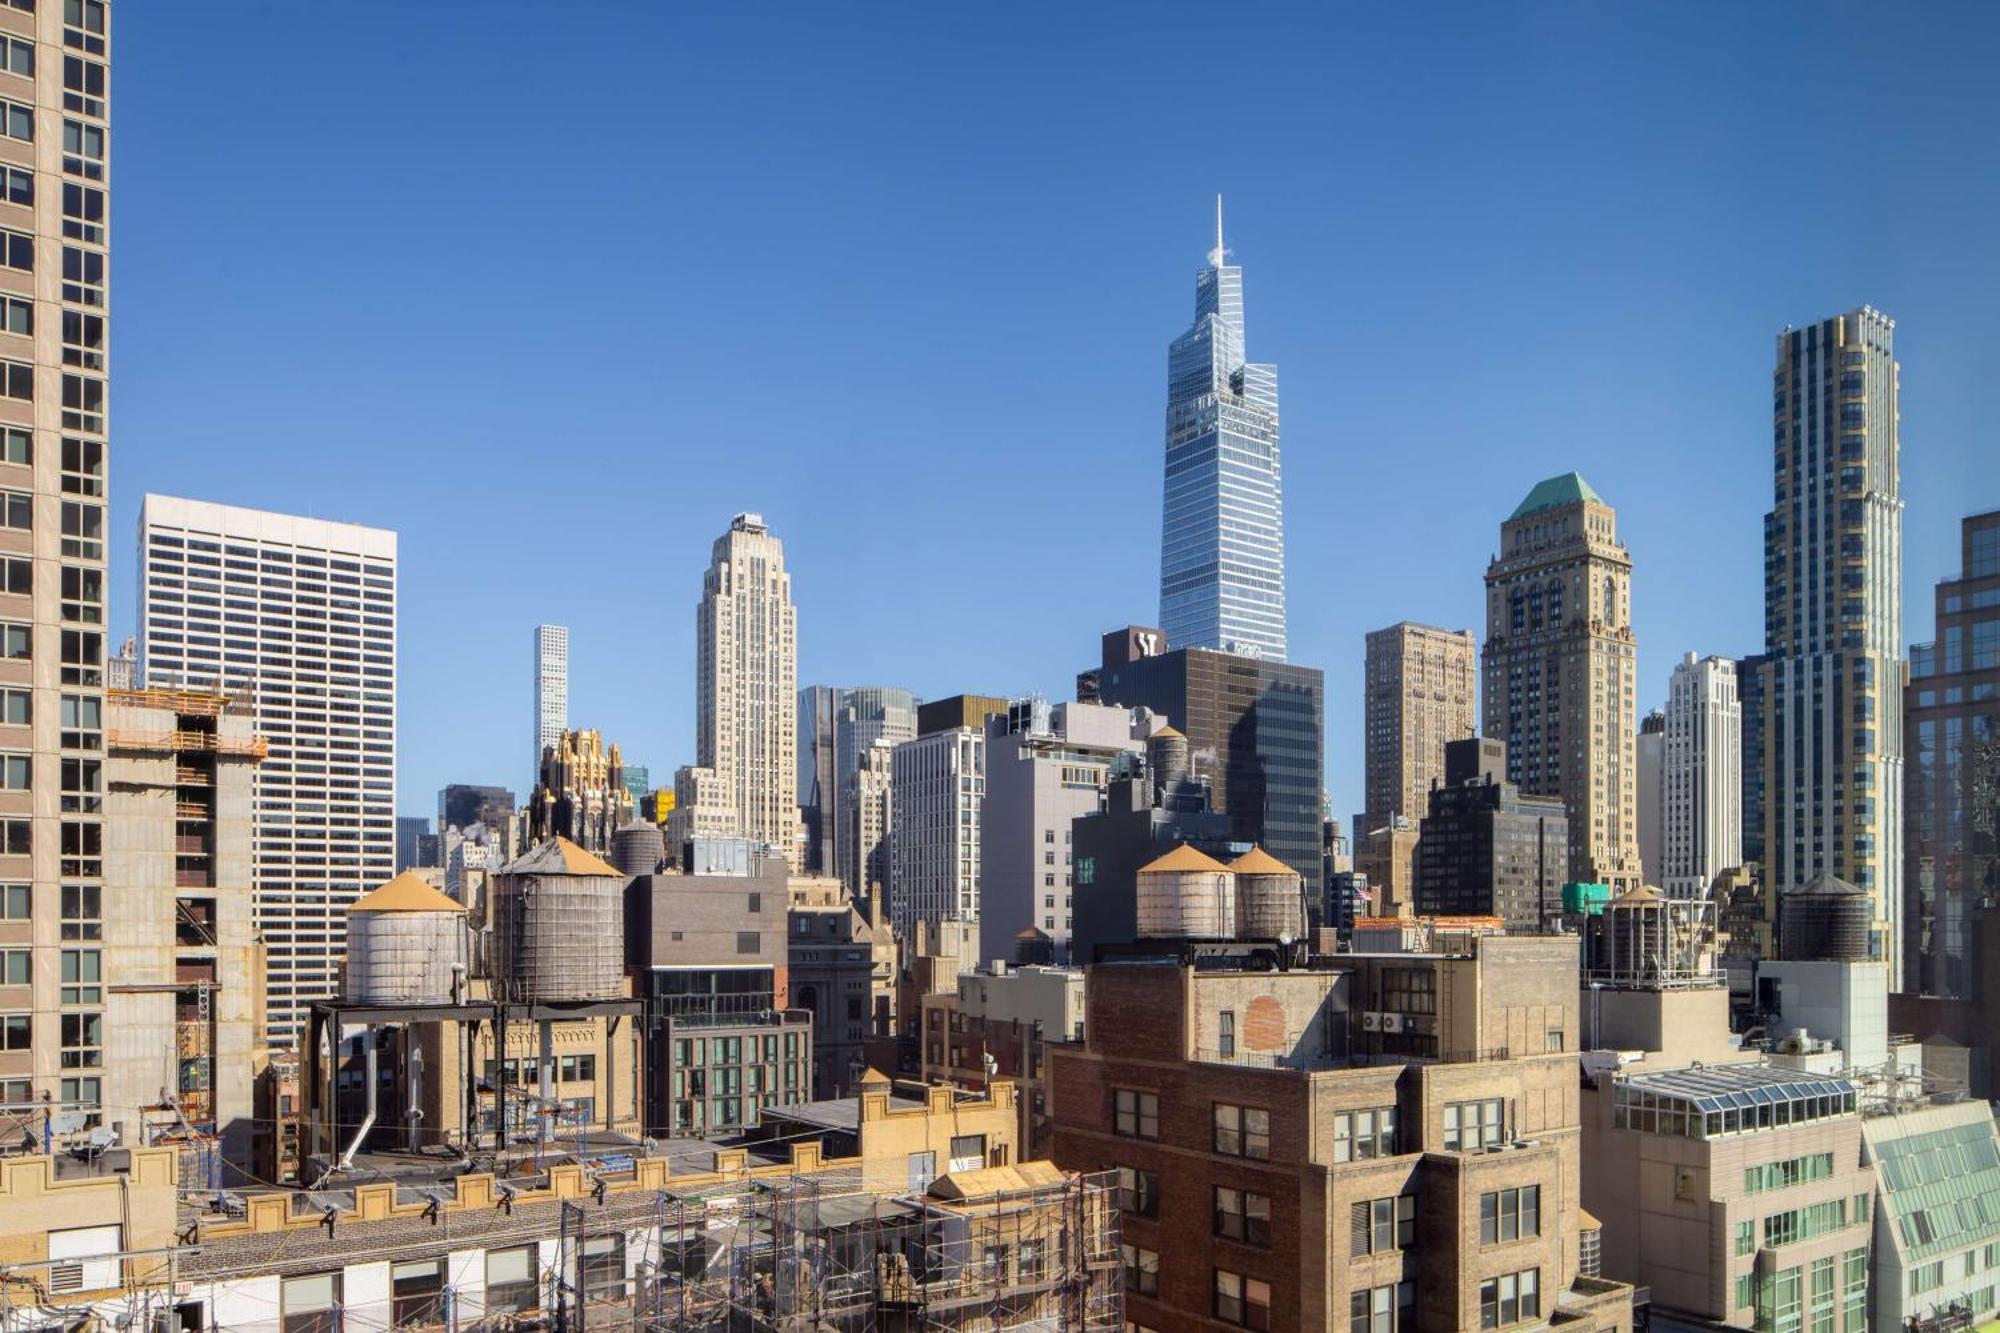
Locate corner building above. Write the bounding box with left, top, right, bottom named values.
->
left=1483, top=474, right=1640, bottom=891
left=1049, top=935, right=1635, bottom=1333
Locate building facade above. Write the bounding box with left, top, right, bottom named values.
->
left=1158, top=202, right=1286, bottom=662
left=1088, top=626, right=1324, bottom=883
left=889, top=726, right=984, bottom=941
left=978, top=699, right=1143, bottom=964
left=786, top=891, right=895, bottom=1099
left=1049, top=935, right=1635, bottom=1333
left=1905, top=509, right=2000, bottom=999
left=1760, top=308, right=1906, bottom=984
left=520, top=726, right=632, bottom=855
left=1663, top=652, right=1742, bottom=901
left=138, top=496, right=397, bottom=1048
left=1636, top=711, right=1663, bottom=888
left=675, top=513, right=801, bottom=865
left=1482, top=473, right=1640, bottom=891
left=799, top=683, right=919, bottom=882
left=843, top=739, right=895, bottom=904
left=531, top=623, right=566, bottom=788
left=1415, top=738, right=1567, bottom=931
left=1363, top=621, right=1477, bottom=830
left=102, top=688, right=264, bottom=1170
left=0, top=0, right=116, bottom=1144
left=1862, top=1098, right=2000, bottom=1332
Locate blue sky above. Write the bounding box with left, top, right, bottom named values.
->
left=110, top=4, right=2000, bottom=826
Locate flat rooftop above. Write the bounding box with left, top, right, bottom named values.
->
left=1622, top=1062, right=1857, bottom=1110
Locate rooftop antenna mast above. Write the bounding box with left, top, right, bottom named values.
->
left=1209, top=194, right=1227, bottom=267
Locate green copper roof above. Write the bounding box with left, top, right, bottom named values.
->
left=1509, top=472, right=1603, bottom=519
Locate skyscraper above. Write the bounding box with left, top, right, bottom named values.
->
left=1158, top=200, right=1286, bottom=661
left=532, top=624, right=567, bottom=784
left=673, top=513, right=801, bottom=865
left=1482, top=473, right=1640, bottom=890
left=1362, top=621, right=1477, bottom=829
left=139, top=496, right=398, bottom=1046
left=4, top=0, right=112, bottom=1120
left=1760, top=308, right=1905, bottom=984
left=798, top=684, right=919, bottom=878
left=1662, top=653, right=1742, bottom=901
left=1904, top=509, right=1998, bottom=998
left=889, top=725, right=984, bottom=939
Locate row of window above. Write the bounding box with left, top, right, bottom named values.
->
left=1112, top=1090, right=1508, bottom=1160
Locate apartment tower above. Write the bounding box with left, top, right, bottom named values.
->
left=1482, top=473, right=1640, bottom=890
left=1760, top=309, right=1905, bottom=985
left=1363, top=621, right=1477, bottom=829
left=0, top=0, right=113, bottom=1123
left=1159, top=199, right=1286, bottom=661
left=138, top=496, right=398, bottom=1047
left=674, top=513, right=801, bottom=865
left=531, top=623, right=566, bottom=786
left=1662, top=653, right=1742, bottom=900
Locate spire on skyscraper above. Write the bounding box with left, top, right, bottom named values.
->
left=1209, top=194, right=1227, bottom=268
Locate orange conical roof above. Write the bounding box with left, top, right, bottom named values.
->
left=1138, top=844, right=1232, bottom=874
left=1229, top=847, right=1296, bottom=876
left=349, top=871, right=465, bottom=914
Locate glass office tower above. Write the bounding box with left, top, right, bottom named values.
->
left=1159, top=203, right=1287, bottom=661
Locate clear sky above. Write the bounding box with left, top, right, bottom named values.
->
left=109, top=3, right=2000, bottom=827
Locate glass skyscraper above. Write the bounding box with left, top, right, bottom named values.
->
left=1158, top=202, right=1287, bottom=661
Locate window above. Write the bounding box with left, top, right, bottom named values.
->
left=62, top=310, right=102, bottom=369
left=1382, top=967, right=1436, bottom=1014
left=61, top=55, right=103, bottom=118
left=1350, top=1195, right=1415, bottom=1255
left=1114, top=1088, right=1158, bottom=1139
left=0, top=819, right=25, bottom=854
left=485, top=1246, right=539, bottom=1315
left=907, top=1150, right=935, bottom=1193
left=281, top=1273, right=342, bottom=1333
left=1333, top=1106, right=1398, bottom=1161
left=60, top=1011, right=100, bottom=1067
left=1213, top=1269, right=1269, bottom=1330
left=0, top=1012, right=26, bottom=1049
left=0, top=883, right=27, bottom=918
left=0, top=166, right=25, bottom=210
left=61, top=182, right=101, bottom=243
left=1746, top=1152, right=1836, bottom=1194
left=1214, top=1103, right=1270, bottom=1159
left=62, top=120, right=104, bottom=179
left=1116, top=1166, right=1159, bottom=1217
left=1219, top=1009, right=1235, bottom=1057
left=949, top=1133, right=986, bottom=1172
left=1215, top=1187, right=1271, bottom=1245
left=0, top=359, right=30, bottom=401
left=0, top=296, right=27, bottom=338
left=61, top=247, right=101, bottom=307
left=1349, top=1283, right=1414, bottom=1333
left=0, top=753, right=26, bottom=789
left=59, top=884, right=98, bottom=939
left=1121, top=1244, right=1158, bottom=1296
left=1, top=622, right=27, bottom=658
left=1734, top=1219, right=1755, bottom=1256
left=0, top=228, right=27, bottom=271
left=1444, top=1098, right=1504, bottom=1150
left=391, top=1260, right=443, bottom=1327
left=59, top=948, right=98, bottom=1003
left=0, top=98, right=28, bottom=143
left=1478, top=1269, right=1539, bottom=1329
left=1479, top=1186, right=1540, bottom=1244
left=0, top=948, right=25, bottom=984
left=0, top=36, right=29, bottom=77
left=579, top=1234, right=625, bottom=1301
left=0, top=428, right=24, bottom=465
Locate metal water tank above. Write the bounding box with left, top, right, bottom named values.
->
left=343, top=872, right=469, bottom=1005
left=1135, top=844, right=1235, bottom=939
left=1779, top=875, right=1874, bottom=962
left=1602, top=885, right=1671, bottom=979
left=1146, top=726, right=1189, bottom=803
left=609, top=819, right=666, bottom=878
left=1230, top=847, right=1306, bottom=940
left=493, top=837, right=627, bottom=1000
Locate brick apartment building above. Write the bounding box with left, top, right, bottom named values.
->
left=1049, top=934, right=1635, bottom=1333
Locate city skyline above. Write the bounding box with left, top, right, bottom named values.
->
left=101, top=5, right=2000, bottom=827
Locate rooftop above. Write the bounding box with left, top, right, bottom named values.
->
left=1622, top=1062, right=1857, bottom=1111
left=499, top=835, right=623, bottom=878
left=1138, top=843, right=1232, bottom=874
left=1509, top=471, right=1603, bottom=519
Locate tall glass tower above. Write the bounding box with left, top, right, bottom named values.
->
left=1159, top=200, right=1287, bottom=660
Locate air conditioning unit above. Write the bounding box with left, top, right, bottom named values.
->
left=1378, top=1013, right=1405, bottom=1034
left=1360, top=1012, right=1382, bottom=1032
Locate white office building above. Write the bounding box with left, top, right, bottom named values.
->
left=137, top=496, right=397, bottom=1047
left=532, top=624, right=567, bottom=786
left=889, top=727, right=984, bottom=940
left=1663, top=653, right=1742, bottom=900
left=978, top=699, right=1143, bottom=964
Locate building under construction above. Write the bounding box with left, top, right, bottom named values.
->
left=0, top=1079, right=1121, bottom=1333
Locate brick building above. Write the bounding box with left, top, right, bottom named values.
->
left=1049, top=935, right=1634, bottom=1333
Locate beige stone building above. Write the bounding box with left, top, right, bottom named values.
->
left=1363, top=621, right=1477, bottom=829
left=672, top=512, right=803, bottom=865
left=0, top=0, right=113, bottom=1143
left=1484, top=473, right=1641, bottom=891
left=101, top=688, right=265, bottom=1170
left=1354, top=817, right=1420, bottom=918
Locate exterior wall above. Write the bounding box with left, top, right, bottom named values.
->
left=1581, top=984, right=1740, bottom=1067
left=1483, top=479, right=1641, bottom=892
left=1354, top=821, right=1418, bottom=918
left=102, top=690, right=263, bottom=1166
left=138, top=496, right=398, bottom=1048
left=1636, top=718, right=1663, bottom=888
left=1362, top=621, right=1477, bottom=829
left=1762, top=309, right=1905, bottom=987
left=686, top=513, right=800, bottom=866
left=978, top=702, right=1141, bottom=962
left=1759, top=959, right=1889, bottom=1069
left=1663, top=654, right=1742, bottom=900
left=786, top=899, right=894, bottom=1097
left=889, top=726, right=984, bottom=939
left=0, top=1148, right=178, bottom=1306
left=844, top=740, right=894, bottom=902
left=1863, top=1099, right=2000, bottom=1331
left=1416, top=774, right=1567, bottom=930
